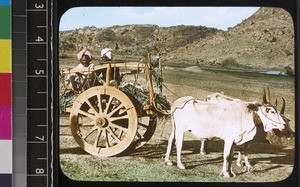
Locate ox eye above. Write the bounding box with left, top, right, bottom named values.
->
left=271, top=111, right=275, bottom=114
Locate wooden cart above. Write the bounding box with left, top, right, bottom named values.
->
left=60, top=55, right=169, bottom=157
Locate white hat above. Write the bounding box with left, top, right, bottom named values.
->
left=101, top=48, right=112, bottom=60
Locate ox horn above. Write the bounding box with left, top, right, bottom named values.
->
left=274, top=99, right=278, bottom=110
left=262, top=87, right=271, bottom=104
left=266, top=87, right=271, bottom=103
left=262, top=88, right=268, bottom=104
left=280, top=98, right=286, bottom=115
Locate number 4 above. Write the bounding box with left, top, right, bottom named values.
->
left=35, top=36, right=44, bottom=42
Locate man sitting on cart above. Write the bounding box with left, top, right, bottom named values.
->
left=66, top=48, right=99, bottom=92
left=98, top=48, right=122, bottom=85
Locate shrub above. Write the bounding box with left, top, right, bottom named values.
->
left=220, top=58, right=240, bottom=67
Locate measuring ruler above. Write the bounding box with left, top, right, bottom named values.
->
left=26, top=0, right=51, bottom=186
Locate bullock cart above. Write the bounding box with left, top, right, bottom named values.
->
left=60, top=55, right=170, bottom=157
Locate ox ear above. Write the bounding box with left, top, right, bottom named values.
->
left=247, top=103, right=259, bottom=111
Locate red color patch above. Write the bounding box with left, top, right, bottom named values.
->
left=0, top=73, right=11, bottom=106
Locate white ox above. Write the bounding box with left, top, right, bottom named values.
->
left=199, top=90, right=294, bottom=172
left=164, top=93, right=286, bottom=177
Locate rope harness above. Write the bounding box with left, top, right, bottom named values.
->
left=258, top=107, right=285, bottom=125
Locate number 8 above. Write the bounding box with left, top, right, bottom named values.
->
left=35, top=168, right=45, bottom=174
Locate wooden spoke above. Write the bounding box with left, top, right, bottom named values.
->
left=83, top=126, right=98, bottom=142
left=133, top=116, right=157, bottom=149
left=80, top=120, right=95, bottom=126
left=97, top=94, right=104, bottom=113
left=78, top=110, right=96, bottom=120
left=103, top=130, right=110, bottom=148
left=138, top=121, right=150, bottom=129
left=110, top=114, right=129, bottom=122
left=109, top=122, right=128, bottom=132
left=107, top=127, right=121, bottom=142
left=136, top=131, right=143, bottom=139
left=93, top=129, right=103, bottom=147
left=103, top=95, right=114, bottom=114
left=85, top=99, right=99, bottom=115
left=107, top=104, right=125, bottom=117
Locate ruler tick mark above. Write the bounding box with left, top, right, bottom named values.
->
left=27, top=108, right=47, bottom=111
left=27, top=75, right=47, bottom=78
left=27, top=174, right=48, bottom=177
left=27, top=141, right=47, bottom=144
left=37, top=158, right=47, bottom=160
left=27, top=9, right=47, bottom=12
left=27, top=42, right=47, bottom=45
left=37, top=125, right=47, bottom=127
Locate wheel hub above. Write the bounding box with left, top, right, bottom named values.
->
left=96, top=117, right=108, bottom=128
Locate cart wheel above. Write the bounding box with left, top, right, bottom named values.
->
left=133, top=116, right=157, bottom=149
left=70, top=86, right=138, bottom=157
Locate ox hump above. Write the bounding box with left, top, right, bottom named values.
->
left=171, top=96, right=195, bottom=113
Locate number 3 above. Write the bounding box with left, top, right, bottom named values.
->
left=35, top=4, right=44, bottom=9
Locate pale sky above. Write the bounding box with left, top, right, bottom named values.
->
left=60, top=7, right=260, bottom=31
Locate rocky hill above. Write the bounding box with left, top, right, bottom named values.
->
left=59, top=7, right=294, bottom=71
left=59, top=24, right=219, bottom=57
left=168, top=7, right=294, bottom=71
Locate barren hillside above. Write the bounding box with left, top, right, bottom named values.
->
left=60, top=7, right=294, bottom=71
left=168, top=7, right=294, bottom=70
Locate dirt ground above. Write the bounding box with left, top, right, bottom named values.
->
left=59, top=67, right=295, bottom=183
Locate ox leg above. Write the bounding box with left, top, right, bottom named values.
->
left=243, top=142, right=252, bottom=172
left=200, top=139, right=207, bottom=155
left=176, top=130, right=185, bottom=169
left=222, top=139, right=235, bottom=178
left=237, top=151, right=242, bottom=167
left=165, top=129, right=175, bottom=166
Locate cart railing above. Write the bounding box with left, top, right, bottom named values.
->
left=61, top=61, right=146, bottom=74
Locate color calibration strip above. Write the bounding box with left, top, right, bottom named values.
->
left=0, top=0, right=12, bottom=186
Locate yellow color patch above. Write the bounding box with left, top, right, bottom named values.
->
left=0, top=39, right=11, bottom=73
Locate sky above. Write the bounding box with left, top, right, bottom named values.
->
left=59, top=7, right=260, bottom=31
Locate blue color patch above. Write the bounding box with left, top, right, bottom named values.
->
left=0, top=0, right=10, bottom=6
left=0, top=174, right=12, bottom=187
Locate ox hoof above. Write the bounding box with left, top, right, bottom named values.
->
left=246, top=166, right=252, bottom=173
left=165, top=160, right=173, bottom=166
left=200, top=151, right=207, bottom=155
left=237, top=162, right=242, bottom=167
left=178, top=164, right=186, bottom=170
left=221, top=172, right=235, bottom=178
left=221, top=172, right=231, bottom=178
left=231, top=171, right=236, bottom=177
